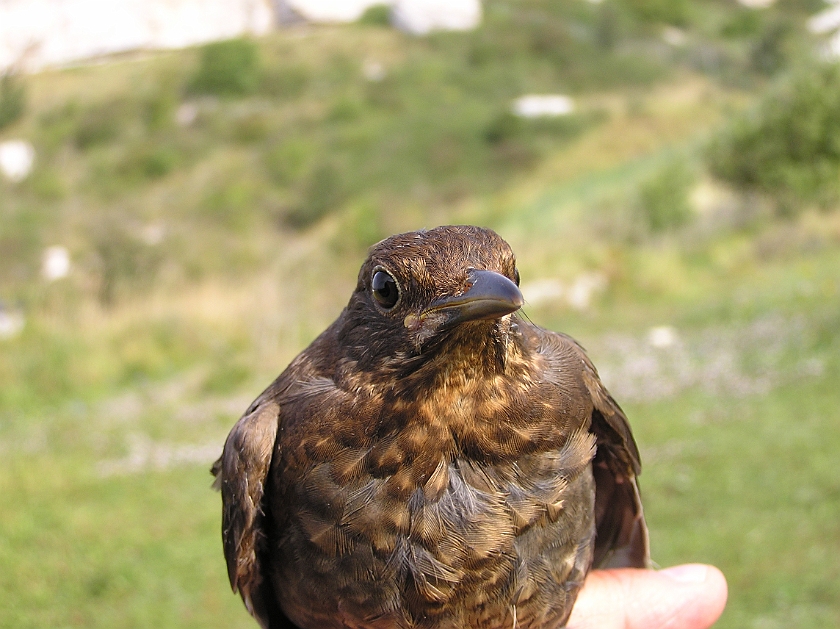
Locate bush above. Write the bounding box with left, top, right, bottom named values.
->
left=750, top=20, right=794, bottom=76
left=285, top=162, right=346, bottom=228
left=358, top=4, right=391, bottom=27
left=74, top=100, right=127, bottom=149
left=93, top=219, right=162, bottom=306
left=637, top=160, right=695, bottom=232
left=708, top=63, right=840, bottom=211
left=0, top=72, right=26, bottom=130
left=190, top=38, right=261, bottom=96
left=119, top=143, right=180, bottom=180
left=619, top=0, right=690, bottom=27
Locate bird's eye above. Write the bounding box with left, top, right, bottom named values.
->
left=372, top=270, right=400, bottom=309
left=514, top=268, right=521, bottom=286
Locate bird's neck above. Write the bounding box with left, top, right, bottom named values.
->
left=401, top=317, right=521, bottom=388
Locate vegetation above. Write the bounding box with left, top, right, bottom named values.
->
left=1, top=1, right=839, bottom=627
left=637, top=159, right=695, bottom=233
left=709, top=62, right=840, bottom=212
left=190, top=38, right=262, bottom=96
left=0, top=71, right=26, bottom=130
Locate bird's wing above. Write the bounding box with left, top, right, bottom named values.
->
left=211, top=397, right=283, bottom=629
left=553, top=332, right=651, bottom=570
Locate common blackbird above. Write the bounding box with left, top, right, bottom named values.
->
left=213, top=225, right=649, bottom=629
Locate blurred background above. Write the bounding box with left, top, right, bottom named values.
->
left=1, top=0, right=839, bottom=626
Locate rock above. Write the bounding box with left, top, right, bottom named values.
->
left=521, top=279, right=565, bottom=307
left=362, top=59, right=386, bottom=82
left=391, top=0, right=482, bottom=35
left=140, top=223, right=166, bottom=245
left=0, top=304, right=25, bottom=340
left=175, top=102, right=198, bottom=127
left=662, top=26, right=687, bottom=47
left=809, top=2, right=840, bottom=59
left=1, top=0, right=275, bottom=73
left=567, top=272, right=606, bottom=311
left=42, top=246, right=71, bottom=281
left=648, top=326, right=678, bottom=349
left=281, top=0, right=393, bottom=23
left=512, top=94, right=574, bottom=118
left=0, top=140, right=35, bottom=182
left=521, top=272, right=607, bottom=311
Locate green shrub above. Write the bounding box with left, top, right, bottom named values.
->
left=778, top=0, right=826, bottom=14
left=93, top=219, right=163, bottom=306
left=201, top=180, right=261, bottom=231
left=619, top=0, right=690, bottom=27
left=25, top=168, right=66, bottom=201
left=261, top=65, right=308, bottom=99
left=38, top=102, right=81, bottom=152
left=285, top=162, right=346, bottom=228
left=720, top=9, right=763, bottom=39
left=142, top=91, right=177, bottom=131
left=74, top=100, right=128, bottom=149
left=750, top=20, right=794, bottom=76
left=595, top=2, right=621, bottom=50
left=637, top=160, right=695, bottom=232
left=358, top=4, right=391, bottom=27
left=119, top=143, right=180, bottom=180
left=190, top=38, right=261, bottom=96
left=484, top=111, right=522, bottom=145
left=263, top=139, right=311, bottom=186
left=0, top=71, right=26, bottom=130
left=202, top=359, right=251, bottom=394
left=708, top=63, right=840, bottom=211
left=484, top=109, right=605, bottom=148
left=231, top=112, right=271, bottom=143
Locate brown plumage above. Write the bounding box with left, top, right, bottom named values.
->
left=212, top=225, right=649, bottom=629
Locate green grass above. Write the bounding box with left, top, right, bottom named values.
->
left=1, top=1, right=839, bottom=627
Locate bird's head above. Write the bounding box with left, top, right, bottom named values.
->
left=339, top=226, right=524, bottom=368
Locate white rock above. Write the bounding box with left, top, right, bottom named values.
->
left=567, top=272, right=606, bottom=311
left=42, top=246, right=71, bottom=281
left=362, top=59, right=386, bottom=82
left=825, top=30, right=840, bottom=58
left=809, top=4, right=840, bottom=34
left=662, top=26, right=687, bottom=47
left=521, top=279, right=565, bottom=307
left=648, top=326, right=678, bottom=349
left=283, top=0, right=393, bottom=22
left=140, top=222, right=166, bottom=245
left=0, top=307, right=25, bottom=340
left=737, top=0, right=776, bottom=7
left=175, top=102, right=198, bottom=127
left=522, top=273, right=607, bottom=311
left=512, top=94, right=574, bottom=119
left=97, top=433, right=224, bottom=477
left=0, top=0, right=275, bottom=73
left=0, top=140, right=35, bottom=182
left=391, top=0, right=482, bottom=35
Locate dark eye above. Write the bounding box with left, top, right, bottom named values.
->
left=514, top=268, right=521, bottom=286
left=372, top=270, right=400, bottom=309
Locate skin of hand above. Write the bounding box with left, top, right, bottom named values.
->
left=566, top=564, right=728, bottom=629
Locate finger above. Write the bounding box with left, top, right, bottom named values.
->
left=566, top=564, right=728, bottom=629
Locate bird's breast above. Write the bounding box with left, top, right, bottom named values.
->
left=269, top=373, right=597, bottom=629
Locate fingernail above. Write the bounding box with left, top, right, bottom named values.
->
left=660, top=564, right=709, bottom=584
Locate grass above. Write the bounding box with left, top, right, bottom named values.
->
left=1, top=1, right=839, bottom=627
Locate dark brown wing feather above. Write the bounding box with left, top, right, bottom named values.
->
left=212, top=397, right=289, bottom=628
left=557, top=332, right=651, bottom=570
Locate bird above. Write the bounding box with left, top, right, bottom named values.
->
left=212, top=225, right=649, bottom=629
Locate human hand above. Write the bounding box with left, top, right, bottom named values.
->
left=567, top=564, right=728, bottom=629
